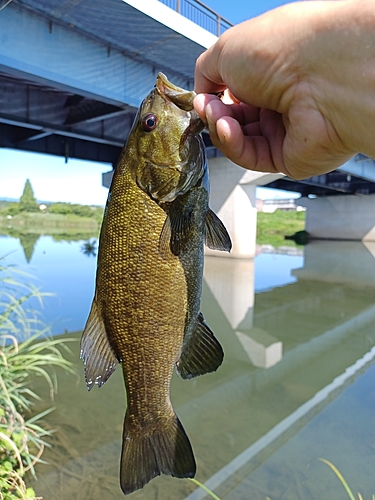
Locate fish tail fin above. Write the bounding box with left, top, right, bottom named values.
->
left=120, top=411, right=196, bottom=495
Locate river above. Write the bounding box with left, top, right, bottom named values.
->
left=1, top=235, right=375, bottom=499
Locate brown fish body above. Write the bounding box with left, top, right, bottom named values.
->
left=80, top=74, right=231, bottom=495
left=99, top=164, right=186, bottom=419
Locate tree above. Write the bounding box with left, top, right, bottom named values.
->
left=19, top=179, right=39, bottom=212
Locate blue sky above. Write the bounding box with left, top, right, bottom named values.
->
left=0, top=0, right=299, bottom=206
left=202, top=0, right=298, bottom=24
left=0, top=149, right=111, bottom=206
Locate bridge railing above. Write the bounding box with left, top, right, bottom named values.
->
left=159, top=0, right=233, bottom=36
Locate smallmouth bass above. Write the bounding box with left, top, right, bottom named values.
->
left=80, top=73, right=231, bottom=495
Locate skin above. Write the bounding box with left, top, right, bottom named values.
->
left=194, top=0, right=375, bottom=180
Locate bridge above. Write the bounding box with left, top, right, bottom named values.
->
left=1, top=0, right=375, bottom=255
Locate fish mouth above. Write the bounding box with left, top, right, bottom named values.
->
left=156, top=72, right=195, bottom=112
left=156, top=73, right=205, bottom=135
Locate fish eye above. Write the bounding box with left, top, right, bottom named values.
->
left=141, top=113, right=158, bottom=132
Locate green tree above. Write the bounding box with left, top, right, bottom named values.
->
left=19, top=179, right=39, bottom=213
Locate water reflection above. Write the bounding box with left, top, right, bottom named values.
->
left=0, top=235, right=98, bottom=335
left=80, top=238, right=98, bottom=257
left=204, top=257, right=282, bottom=368
left=18, top=232, right=40, bottom=262
left=1, top=226, right=98, bottom=264
left=24, top=240, right=375, bottom=499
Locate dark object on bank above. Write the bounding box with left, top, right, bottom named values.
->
left=285, top=230, right=310, bottom=245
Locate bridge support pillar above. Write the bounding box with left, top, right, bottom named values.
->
left=207, top=157, right=284, bottom=258
left=297, top=194, right=375, bottom=241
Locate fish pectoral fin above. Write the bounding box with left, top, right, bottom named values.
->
left=80, top=298, right=118, bottom=391
left=159, top=201, right=193, bottom=257
left=120, top=411, right=196, bottom=495
left=158, top=214, right=172, bottom=258
left=177, top=313, right=224, bottom=380
left=205, top=208, right=232, bottom=252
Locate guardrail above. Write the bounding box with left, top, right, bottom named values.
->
left=159, top=0, right=233, bottom=36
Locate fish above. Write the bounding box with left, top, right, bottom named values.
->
left=80, top=73, right=232, bottom=495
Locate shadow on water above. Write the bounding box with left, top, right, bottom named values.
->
left=19, top=240, right=375, bottom=499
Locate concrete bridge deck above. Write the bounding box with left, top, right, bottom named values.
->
left=1, top=0, right=375, bottom=253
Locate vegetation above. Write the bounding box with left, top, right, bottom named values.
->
left=190, top=460, right=375, bottom=500
left=0, top=258, right=74, bottom=499
left=320, top=459, right=375, bottom=500
left=0, top=203, right=103, bottom=224
left=0, top=178, right=104, bottom=225
left=189, top=478, right=221, bottom=500
left=256, top=210, right=306, bottom=247
left=19, top=181, right=39, bottom=214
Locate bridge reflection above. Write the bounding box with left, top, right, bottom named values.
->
left=28, top=241, right=375, bottom=500
left=181, top=241, right=375, bottom=499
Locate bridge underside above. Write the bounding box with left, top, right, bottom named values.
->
left=0, top=0, right=216, bottom=165
left=1, top=0, right=375, bottom=197
left=0, top=71, right=131, bottom=165
left=265, top=155, right=375, bottom=196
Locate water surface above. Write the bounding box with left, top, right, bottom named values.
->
left=1, top=236, right=374, bottom=499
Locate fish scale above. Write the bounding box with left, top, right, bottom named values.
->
left=80, top=73, right=231, bottom=495
left=101, top=166, right=187, bottom=409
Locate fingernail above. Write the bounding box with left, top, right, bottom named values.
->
left=217, top=129, right=226, bottom=144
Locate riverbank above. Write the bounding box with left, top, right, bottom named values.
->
left=0, top=212, right=100, bottom=237
left=256, top=210, right=305, bottom=247
left=0, top=209, right=306, bottom=248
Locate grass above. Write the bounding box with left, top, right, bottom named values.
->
left=256, top=210, right=305, bottom=247
left=320, top=459, right=375, bottom=500
left=189, top=459, right=375, bottom=500
left=189, top=478, right=221, bottom=500
left=0, top=257, right=75, bottom=499
left=0, top=213, right=99, bottom=235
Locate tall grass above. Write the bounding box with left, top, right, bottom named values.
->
left=0, top=257, right=75, bottom=499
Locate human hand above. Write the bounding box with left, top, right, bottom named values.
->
left=194, top=1, right=375, bottom=180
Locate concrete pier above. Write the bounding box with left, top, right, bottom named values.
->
left=207, top=157, right=283, bottom=258
left=297, top=193, right=375, bottom=241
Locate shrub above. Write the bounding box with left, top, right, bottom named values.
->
left=0, top=258, right=75, bottom=499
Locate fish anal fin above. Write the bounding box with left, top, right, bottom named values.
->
left=120, top=412, right=196, bottom=495
left=205, top=208, right=232, bottom=252
left=80, top=298, right=118, bottom=390
left=177, top=313, right=224, bottom=380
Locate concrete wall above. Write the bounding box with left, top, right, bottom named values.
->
left=207, top=157, right=284, bottom=258
left=298, top=194, right=375, bottom=241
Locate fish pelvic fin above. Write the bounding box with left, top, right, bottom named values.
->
left=177, top=313, right=224, bottom=380
left=80, top=298, right=119, bottom=390
left=205, top=208, right=232, bottom=252
left=120, top=412, right=196, bottom=495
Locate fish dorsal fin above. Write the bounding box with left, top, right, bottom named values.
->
left=80, top=298, right=119, bottom=390
left=159, top=201, right=193, bottom=257
left=176, top=313, right=224, bottom=379
left=205, top=208, right=232, bottom=252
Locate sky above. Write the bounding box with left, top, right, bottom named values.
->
left=201, top=0, right=299, bottom=24
left=0, top=149, right=110, bottom=206
left=0, top=0, right=300, bottom=206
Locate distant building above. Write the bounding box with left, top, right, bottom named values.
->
left=256, top=198, right=306, bottom=213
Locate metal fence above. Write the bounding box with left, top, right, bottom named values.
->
left=159, top=0, right=233, bottom=36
